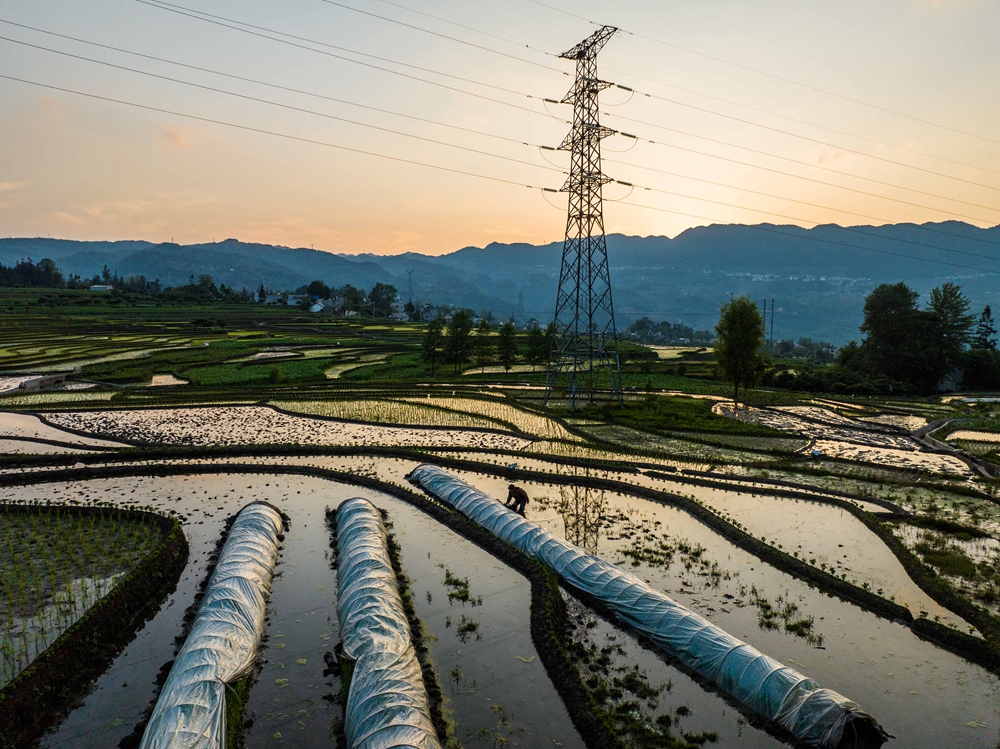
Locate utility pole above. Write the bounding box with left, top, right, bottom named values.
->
left=770, top=298, right=775, bottom=351
left=545, top=26, right=622, bottom=408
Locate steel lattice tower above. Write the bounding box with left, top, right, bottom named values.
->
left=545, top=26, right=622, bottom=408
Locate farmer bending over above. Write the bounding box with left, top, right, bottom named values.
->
left=506, top=484, right=530, bottom=515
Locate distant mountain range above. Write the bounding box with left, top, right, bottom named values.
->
left=4, top=220, right=999, bottom=343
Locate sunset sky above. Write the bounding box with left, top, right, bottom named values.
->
left=1, top=0, right=998, bottom=255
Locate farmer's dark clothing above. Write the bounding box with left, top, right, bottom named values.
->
left=506, top=485, right=530, bottom=515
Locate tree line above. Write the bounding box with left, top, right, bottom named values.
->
left=1, top=257, right=253, bottom=303
left=287, top=279, right=398, bottom=317
left=714, top=281, right=1000, bottom=399
left=421, top=311, right=555, bottom=374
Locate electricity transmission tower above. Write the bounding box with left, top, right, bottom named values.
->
left=545, top=26, right=622, bottom=408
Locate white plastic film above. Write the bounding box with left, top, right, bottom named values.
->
left=139, top=502, right=283, bottom=749
left=409, top=464, right=889, bottom=749
left=336, top=498, right=442, bottom=749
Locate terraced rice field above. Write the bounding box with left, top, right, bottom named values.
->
left=0, top=505, right=165, bottom=687
left=44, top=405, right=532, bottom=450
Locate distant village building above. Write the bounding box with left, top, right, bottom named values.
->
left=88, top=284, right=113, bottom=292
left=308, top=302, right=324, bottom=313
left=286, top=294, right=307, bottom=306
left=263, top=293, right=283, bottom=305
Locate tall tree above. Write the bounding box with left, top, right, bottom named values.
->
left=369, top=282, right=398, bottom=317
left=473, top=318, right=494, bottom=373
left=497, top=321, right=518, bottom=371
left=307, top=279, right=331, bottom=299
left=445, top=310, right=474, bottom=372
left=714, top=295, right=768, bottom=404
left=858, top=282, right=921, bottom=383
left=929, top=282, right=975, bottom=367
left=422, top=318, right=444, bottom=376
left=973, top=305, right=997, bottom=351
left=525, top=324, right=547, bottom=370
left=257, top=283, right=266, bottom=303
left=341, top=284, right=365, bottom=313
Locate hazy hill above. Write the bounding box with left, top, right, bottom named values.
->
left=3, top=221, right=998, bottom=343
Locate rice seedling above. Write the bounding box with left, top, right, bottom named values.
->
left=0, top=505, right=164, bottom=687
left=402, top=396, right=576, bottom=440
left=1, top=391, right=117, bottom=407
left=272, top=399, right=502, bottom=431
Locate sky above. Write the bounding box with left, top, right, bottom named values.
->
left=1, top=0, right=999, bottom=256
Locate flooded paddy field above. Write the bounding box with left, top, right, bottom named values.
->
left=10, top=453, right=994, bottom=746
left=0, top=411, right=127, bottom=448
left=0, top=471, right=583, bottom=749
left=2, top=379, right=1000, bottom=748
left=43, top=405, right=531, bottom=451
left=0, top=439, right=94, bottom=454
left=715, top=402, right=973, bottom=477
left=426, top=468, right=1000, bottom=748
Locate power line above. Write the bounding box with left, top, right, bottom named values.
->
left=351, top=0, right=1000, bottom=178
left=606, top=161, right=1000, bottom=260
left=0, top=73, right=555, bottom=191
left=9, top=24, right=997, bottom=260
left=0, top=35, right=564, bottom=175
left=3, top=72, right=997, bottom=275
left=607, top=153, right=1000, bottom=252
left=315, top=0, right=567, bottom=74
left=615, top=199, right=1000, bottom=275
left=607, top=112, right=1000, bottom=216
left=134, top=0, right=563, bottom=121
left=370, top=0, right=558, bottom=59
left=622, top=85, right=1000, bottom=193
left=0, top=19, right=552, bottom=149
left=525, top=0, right=1000, bottom=146
left=134, top=1, right=1000, bottom=217
left=616, top=177, right=1000, bottom=264
left=600, top=65, right=1000, bottom=178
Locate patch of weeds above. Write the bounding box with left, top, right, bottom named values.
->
left=749, top=587, right=823, bottom=647
left=439, top=565, right=483, bottom=606
left=566, top=599, right=717, bottom=749
left=456, top=614, right=481, bottom=644
left=914, top=535, right=979, bottom=580
left=471, top=703, right=524, bottom=749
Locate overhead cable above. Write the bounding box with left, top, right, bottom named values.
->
left=607, top=112, right=1000, bottom=215
left=0, top=73, right=557, bottom=191
left=0, top=35, right=564, bottom=175
left=0, top=19, right=546, bottom=148
left=349, top=0, right=1000, bottom=178
left=7, top=29, right=997, bottom=258
left=134, top=0, right=564, bottom=121
left=1, top=72, right=994, bottom=275
left=315, top=0, right=567, bottom=75
left=133, top=1, right=998, bottom=214
left=616, top=199, right=1000, bottom=275
left=622, top=85, right=1000, bottom=193
left=525, top=0, right=1000, bottom=146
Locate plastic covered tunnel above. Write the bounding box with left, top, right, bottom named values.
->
left=139, top=501, right=283, bottom=749
left=409, top=464, right=890, bottom=749
left=336, top=497, right=442, bottom=749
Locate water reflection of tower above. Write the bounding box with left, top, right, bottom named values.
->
left=558, top=480, right=606, bottom=552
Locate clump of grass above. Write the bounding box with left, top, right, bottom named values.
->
left=456, top=615, right=481, bottom=644
left=471, top=703, right=523, bottom=749
left=439, top=566, right=483, bottom=606
left=914, top=535, right=979, bottom=580
left=749, top=587, right=823, bottom=647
